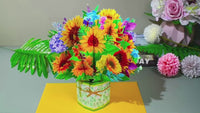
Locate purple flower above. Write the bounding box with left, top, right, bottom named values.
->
left=49, top=33, right=67, bottom=53
left=83, top=18, right=94, bottom=27
left=128, top=63, right=137, bottom=70
left=162, top=0, right=184, bottom=21
left=122, top=19, right=136, bottom=34
left=126, top=31, right=136, bottom=42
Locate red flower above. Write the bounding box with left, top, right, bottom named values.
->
left=114, top=50, right=129, bottom=67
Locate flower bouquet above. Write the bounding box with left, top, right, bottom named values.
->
left=10, top=6, right=141, bottom=110
left=138, top=0, right=200, bottom=61
left=149, top=0, right=200, bottom=45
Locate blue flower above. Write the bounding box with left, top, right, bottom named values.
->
left=131, top=49, right=140, bottom=58
left=83, top=10, right=100, bottom=26
left=49, top=33, right=68, bottom=53
left=106, top=71, right=126, bottom=82
left=52, top=22, right=64, bottom=33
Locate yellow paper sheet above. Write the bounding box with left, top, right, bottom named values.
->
left=36, top=82, right=146, bottom=113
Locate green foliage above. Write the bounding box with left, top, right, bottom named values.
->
left=48, top=30, right=58, bottom=38
left=119, top=40, right=130, bottom=50
left=137, top=44, right=200, bottom=60
left=186, top=22, right=195, bottom=35
left=95, top=5, right=99, bottom=12
left=56, top=71, right=74, bottom=80
left=102, top=43, right=120, bottom=55
left=78, top=25, right=90, bottom=38
left=82, top=10, right=87, bottom=17
left=144, top=12, right=153, bottom=17
left=10, top=38, right=53, bottom=78
left=172, top=20, right=181, bottom=25
left=70, top=56, right=81, bottom=61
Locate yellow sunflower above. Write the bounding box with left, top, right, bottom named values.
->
left=96, top=55, right=107, bottom=72
left=99, top=9, right=120, bottom=21
left=80, top=26, right=106, bottom=53
left=72, top=61, right=93, bottom=76
left=106, top=54, right=122, bottom=74
left=103, top=22, right=118, bottom=39
left=61, top=16, right=83, bottom=47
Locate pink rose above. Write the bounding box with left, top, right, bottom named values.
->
left=162, top=0, right=184, bottom=21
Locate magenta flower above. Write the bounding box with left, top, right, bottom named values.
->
left=157, top=53, right=180, bottom=77
left=99, top=16, right=107, bottom=29
left=162, top=0, right=184, bottom=21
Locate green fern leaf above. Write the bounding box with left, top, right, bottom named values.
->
left=10, top=38, right=52, bottom=78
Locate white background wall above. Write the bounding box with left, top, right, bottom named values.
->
left=0, top=0, right=152, bottom=46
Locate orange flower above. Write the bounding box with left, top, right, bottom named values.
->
left=106, top=54, right=122, bottom=74
left=72, top=60, right=93, bottom=76
left=53, top=52, right=72, bottom=73
left=61, top=16, right=83, bottom=47
left=80, top=26, right=106, bottom=53
left=85, top=56, right=93, bottom=66
left=103, top=22, right=118, bottom=39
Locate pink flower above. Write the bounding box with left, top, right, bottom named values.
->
left=162, top=0, right=184, bottom=21
left=157, top=53, right=180, bottom=77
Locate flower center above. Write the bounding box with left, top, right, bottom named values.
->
left=69, top=26, right=80, bottom=44
left=59, top=60, right=68, bottom=67
left=115, top=54, right=122, bottom=62
left=107, top=26, right=112, bottom=35
left=109, top=61, right=115, bottom=69
left=107, top=16, right=112, bottom=20
left=88, top=35, right=99, bottom=47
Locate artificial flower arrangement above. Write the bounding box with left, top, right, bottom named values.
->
left=137, top=0, right=200, bottom=78
left=10, top=6, right=141, bottom=110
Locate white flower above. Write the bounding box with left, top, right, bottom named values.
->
left=181, top=55, right=200, bottom=78
left=151, top=0, right=165, bottom=21
left=143, top=24, right=161, bottom=43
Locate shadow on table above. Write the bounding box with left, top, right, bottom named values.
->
left=135, top=67, right=166, bottom=105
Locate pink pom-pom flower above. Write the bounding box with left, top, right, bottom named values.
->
left=157, top=53, right=180, bottom=77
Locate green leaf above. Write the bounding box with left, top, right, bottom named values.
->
left=76, top=74, right=85, bottom=81
left=82, top=10, right=87, bottom=17
left=95, top=5, right=99, bottom=12
left=144, top=12, right=153, bottom=17
left=103, top=43, right=120, bottom=55
left=56, top=71, right=73, bottom=80
left=119, top=40, right=130, bottom=50
left=70, top=56, right=81, bottom=61
left=31, top=56, right=36, bottom=75
left=172, top=20, right=180, bottom=25
left=121, top=75, right=130, bottom=81
left=186, top=23, right=194, bottom=35
left=36, top=55, right=42, bottom=77
left=25, top=55, right=32, bottom=73
left=102, top=75, right=111, bottom=82
left=137, top=44, right=200, bottom=60
left=10, top=38, right=52, bottom=78
left=40, top=55, right=48, bottom=78
left=113, top=20, right=121, bottom=29
left=10, top=52, right=20, bottom=68
left=48, top=30, right=58, bottom=38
